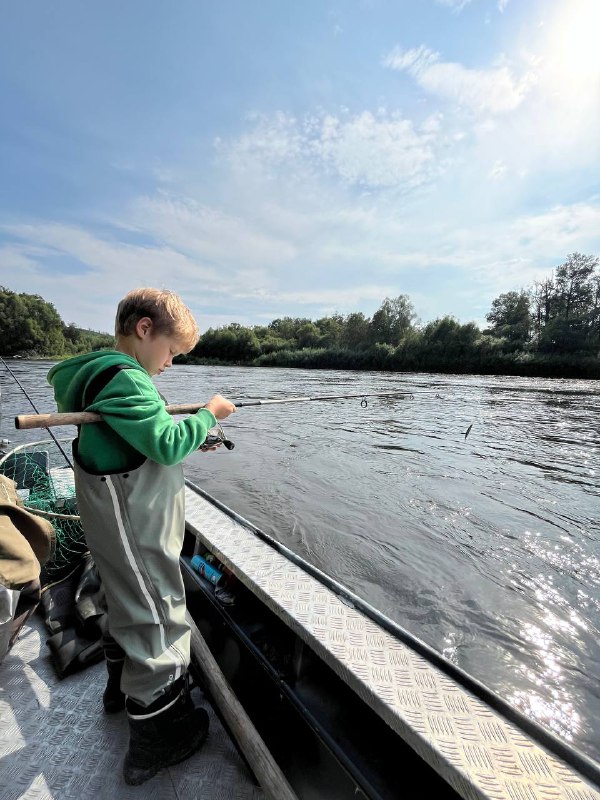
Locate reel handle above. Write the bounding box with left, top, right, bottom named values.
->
left=201, top=434, right=235, bottom=452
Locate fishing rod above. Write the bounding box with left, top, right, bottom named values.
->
left=15, top=390, right=415, bottom=431
left=1, top=357, right=74, bottom=469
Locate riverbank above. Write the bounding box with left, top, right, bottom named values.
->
left=180, top=348, right=600, bottom=380
left=4, top=349, right=598, bottom=380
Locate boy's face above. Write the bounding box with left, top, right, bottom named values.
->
left=141, top=333, right=185, bottom=376
left=135, top=320, right=185, bottom=376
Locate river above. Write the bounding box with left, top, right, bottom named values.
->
left=1, top=360, right=599, bottom=763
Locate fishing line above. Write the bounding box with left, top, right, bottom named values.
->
left=1, top=357, right=74, bottom=469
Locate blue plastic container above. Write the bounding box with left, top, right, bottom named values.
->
left=191, top=555, right=224, bottom=587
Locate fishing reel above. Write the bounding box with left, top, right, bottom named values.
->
left=200, top=422, right=235, bottom=451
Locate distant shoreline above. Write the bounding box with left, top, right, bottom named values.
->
left=5, top=353, right=598, bottom=380
left=179, top=355, right=600, bottom=381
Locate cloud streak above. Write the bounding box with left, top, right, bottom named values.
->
left=219, top=109, right=443, bottom=190
left=383, top=45, right=536, bottom=114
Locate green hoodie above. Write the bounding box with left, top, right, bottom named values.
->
left=48, top=351, right=217, bottom=473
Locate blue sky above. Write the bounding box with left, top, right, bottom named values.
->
left=1, top=0, right=599, bottom=334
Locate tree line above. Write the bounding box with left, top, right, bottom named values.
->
left=0, top=287, right=113, bottom=357
left=1, top=253, right=598, bottom=377
left=185, top=253, right=599, bottom=378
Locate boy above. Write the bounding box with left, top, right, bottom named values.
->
left=48, top=288, right=236, bottom=785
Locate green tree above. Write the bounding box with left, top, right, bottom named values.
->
left=368, top=295, right=416, bottom=345
left=341, top=312, right=369, bottom=349
left=0, top=288, right=66, bottom=356
left=268, top=317, right=312, bottom=344
left=296, top=322, right=321, bottom=349
left=257, top=335, right=289, bottom=354
left=193, top=324, right=260, bottom=362
left=486, top=290, right=531, bottom=347
left=421, top=316, right=480, bottom=361
left=534, top=253, right=599, bottom=353
left=554, top=252, right=598, bottom=329
left=315, top=314, right=344, bottom=348
left=590, top=273, right=600, bottom=341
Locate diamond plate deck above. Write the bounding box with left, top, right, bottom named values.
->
left=185, top=485, right=600, bottom=800
left=0, top=614, right=263, bottom=799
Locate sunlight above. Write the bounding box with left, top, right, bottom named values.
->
left=543, top=0, right=600, bottom=89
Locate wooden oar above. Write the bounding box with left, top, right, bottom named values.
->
left=15, top=391, right=413, bottom=430
left=186, top=612, right=298, bottom=800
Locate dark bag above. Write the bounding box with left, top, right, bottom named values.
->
left=42, top=551, right=108, bottom=678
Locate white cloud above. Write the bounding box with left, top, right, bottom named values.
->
left=383, top=45, right=439, bottom=75
left=384, top=5, right=600, bottom=179
left=2, top=223, right=214, bottom=286
left=489, top=160, right=507, bottom=180
left=509, top=203, right=600, bottom=253
left=0, top=223, right=223, bottom=331
left=315, top=112, right=437, bottom=187
left=410, top=202, right=600, bottom=290
left=1, top=192, right=598, bottom=334
left=219, top=109, right=443, bottom=190
left=383, top=45, right=536, bottom=114
left=436, top=0, right=510, bottom=13
left=129, top=195, right=298, bottom=269
left=435, top=0, right=473, bottom=11
left=230, top=284, right=399, bottom=308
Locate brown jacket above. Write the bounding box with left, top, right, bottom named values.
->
left=0, top=475, right=54, bottom=588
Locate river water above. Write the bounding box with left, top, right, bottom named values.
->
left=1, top=361, right=599, bottom=763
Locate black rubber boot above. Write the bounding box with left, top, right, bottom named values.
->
left=103, top=658, right=125, bottom=714
left=122, top=676, right=209, bottom=786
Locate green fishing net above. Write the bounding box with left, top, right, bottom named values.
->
left=0, top=440, right=86, bottom=583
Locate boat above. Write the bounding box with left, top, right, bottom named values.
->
left=1, top=438, right=600, bottom=799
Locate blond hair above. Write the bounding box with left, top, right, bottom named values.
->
left=115, top=288, right=200, bottom=352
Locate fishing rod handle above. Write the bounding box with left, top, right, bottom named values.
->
left=15, top=402, right=208, bottom=430
left=15, top=411, right=102, bottom=429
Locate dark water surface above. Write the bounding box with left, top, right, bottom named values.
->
left=2, top=361, right=599, bottom=762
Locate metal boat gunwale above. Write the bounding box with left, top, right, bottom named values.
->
left=184, top=477, right=600, bottom=787
left=183, top=477, right=600, bottom=799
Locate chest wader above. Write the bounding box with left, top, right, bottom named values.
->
left=73, top=447, right=190, bottom=708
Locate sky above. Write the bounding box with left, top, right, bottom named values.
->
left=0, top=0, right=599, bottom=334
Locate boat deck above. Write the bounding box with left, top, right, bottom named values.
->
left=0, top=613, right=263, bottom=800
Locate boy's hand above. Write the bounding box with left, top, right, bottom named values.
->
left=205, top=394, right=237, bottom=420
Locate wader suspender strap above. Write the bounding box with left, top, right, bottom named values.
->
left=74, top=364, right=147, bottom=473
left=82, top=365, right=132, bottom=409
left=76, top=365, right=132, bottom=438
